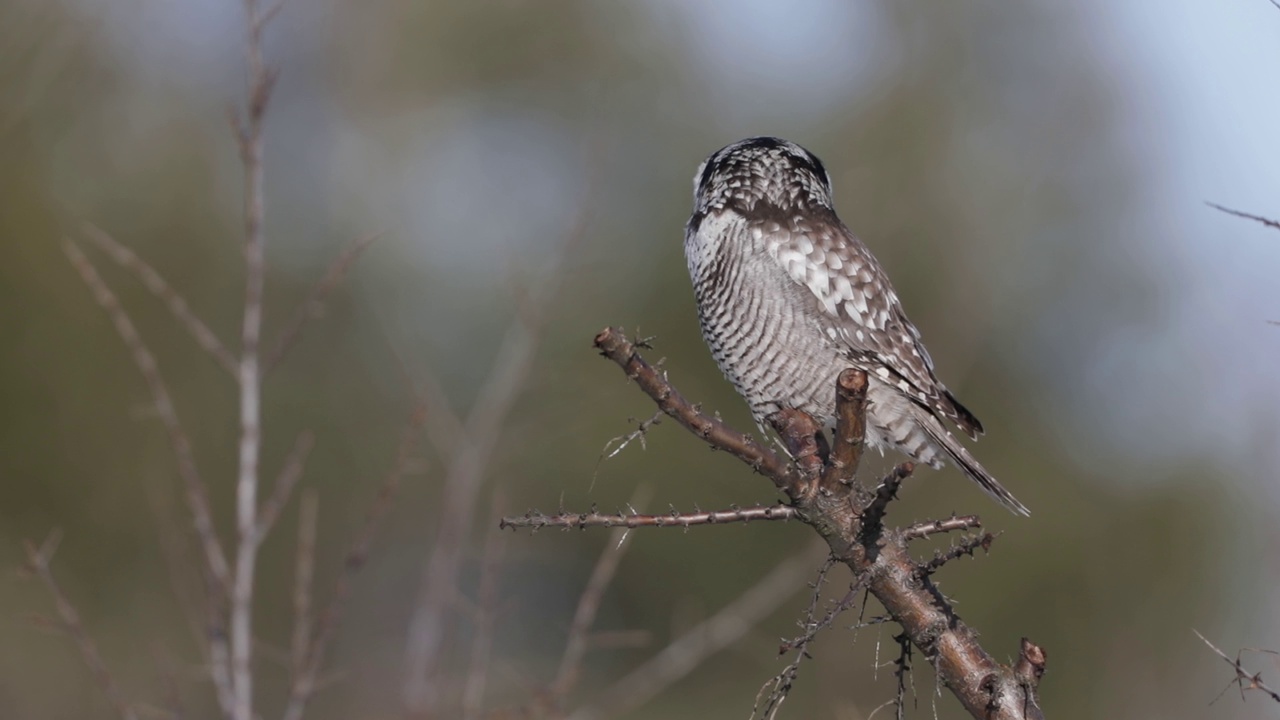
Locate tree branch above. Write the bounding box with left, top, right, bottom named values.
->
left=572, top=327, right=1047, bottom=719
left=1195, top=629, right=1280, bottom=704
left=24, top=532, right=140, bottom=720
left=1206, top=201, right=1280, bottom=231
left=81, top=222, right=238, bottom=376
left=229, top=0, right=276, bottom=717
left=263, top=232, right=380, bottom=375
left=565, top=542, right=822, bottom=720
left=500, top=504, right=798, bottom=530
left=592, top=328, right=799, bottom=495
left=550, top=488, right=647, bottom=703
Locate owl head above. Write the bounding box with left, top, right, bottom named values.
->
left=691, top=136, right=834, bottom=216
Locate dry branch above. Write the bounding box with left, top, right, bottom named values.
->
left=282, top=399, right=427, bottom=720
left=461, top=495, right=509, bottom=720
left=263, top=232, right=380, bottom=375
left=63, top=242, right=230, bottom=589
left=540, top=327, right=1049, bottom=720
left=1195, top=630, right=1280, bottom=704
left=550, top=489, right=647, bottom=703
left=24, top=532, right=140, bottom=720
left=565, top=542, right=823, bottom=720
left=81, top=222, right=238, bottom=376
left=1207, top=202, right=1280, bottom=231
left=402, top=158, right=598, bottom=711
left=228, top=1, right=277, bottom=717
left=500, top=504, right=798, bottom=530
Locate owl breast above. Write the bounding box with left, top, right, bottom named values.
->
left=685, top=209, right=947, bottom=468
left=686, top=210, right=848, bottom=426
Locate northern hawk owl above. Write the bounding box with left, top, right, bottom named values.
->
left=684, top=136, right=1028, bottom=515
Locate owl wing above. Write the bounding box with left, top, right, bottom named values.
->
left=756, top=211, right=985, bottom=439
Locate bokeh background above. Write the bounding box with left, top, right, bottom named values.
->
left=3, top=1, right=1280, bottom=718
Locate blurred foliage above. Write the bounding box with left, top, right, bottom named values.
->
left=0, top=1, right=1273, bottom=719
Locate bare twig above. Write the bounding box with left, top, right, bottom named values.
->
left=1195, top=629, right=1280, bottom=704
left=752, top=556, right=842, bottom=720
left=593, top=411, right=665, bottom=487
left=258, top=431, right=314, bottom=539
left=857, top=463, right=916, bottom=547
left=919, top=533, right=995, bottom=575
left=461, top=494, right=509, bottom=720
left=902, top=514, right=982, bottom=541
left=592, top=329, right=798, bottom=493
left=228, top=1, right=277, bottom=717
left=1207, top=201, right=1280, bottom=231
left=290, top=491, right=318, bottom=686
left=551, top=488, right=649, bottom=702
left=64, top=242, right=230, bottom=588
left=778, top=581, right=865, bottom=654
left=500, top=504, right=798, bottom=531
left=402, top=158, right=599, bottom=712
left=81, top=222, right=238, bottom=375
left=282, top=400, right=427, bottom=720
left=566, top=542, right=822, bottom=720
left=263, top=232, right=380, bottom=375
left=24, top=532, right=140, bottom=720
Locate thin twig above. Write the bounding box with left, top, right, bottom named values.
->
left=263, top=232, right=380, bottom=375
left=500, top=504, right=798, bottom=531
left=778, top=581, right=865, bottom=654
left=752, top=556, right=840, bottom=720
left=551, top=488, right=650, bottom=702
left=858, top=463, right=916, bottom=546
left=1195, top=629, right=1280, bottom=704
left=290, top=491, right=318, bottom=687
left=920, top=533, right=995, bottom=575
left=890, top=632, right=914, bottom=720
left=901, top=514, right=982, bottom=541
left=151, top=643, right=186, bottom=720
left=1206, top=201, right=1280, bottom=231
left=461, top=494, right=509, bottom=720
left=402, top=157, right=600, bottom=711
left=63, top=241, right=231, bottom=590
left=592, top=328, right=797, bottom=492
left=257, top=431, right=315, bottom=539
left=81, top=222, right=238, bottom=375
left=24, top=532, right=140, bottom=720
left=566, top=542, right=822, bottom=720
left=229, top=0, right=276, bottom=716
left=282, top=399, right=427, bottom=720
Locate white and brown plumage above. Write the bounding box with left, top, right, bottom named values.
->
left=684, top=136, right=1028, bottom=515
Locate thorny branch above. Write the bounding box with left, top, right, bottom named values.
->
left=752, top=556, right=851, bottom=720
left=500, top=504, right=798, bottom=530
left=1194, top=630, right=1280, bottom=704
left=512, top=328, right=1048, bottom=720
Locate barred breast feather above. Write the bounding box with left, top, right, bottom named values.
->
left=684, top=137, right=1028, bottom=516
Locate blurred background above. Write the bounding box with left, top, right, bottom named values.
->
left=3, top=1, right=1280, bottom=718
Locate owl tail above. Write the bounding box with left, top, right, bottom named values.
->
left=917, top=410, right=1030, bottom=517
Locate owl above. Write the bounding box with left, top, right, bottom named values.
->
left=684, top=136, right=1028, bottom=515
